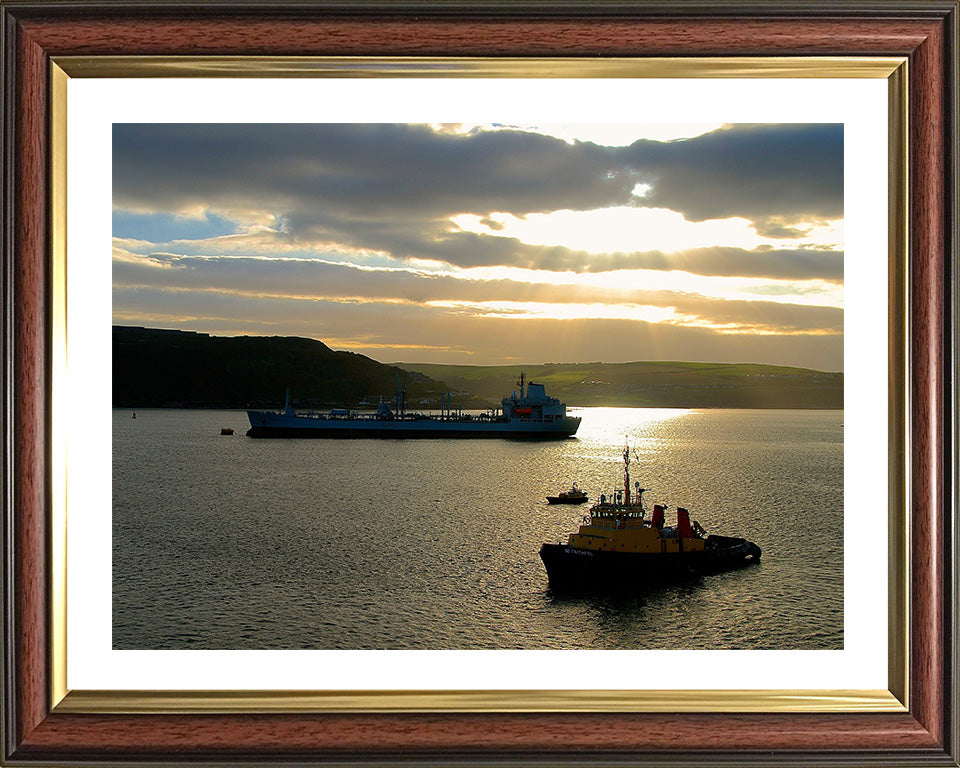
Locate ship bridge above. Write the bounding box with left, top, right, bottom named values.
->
left=501, top=374, right=569, bottom=421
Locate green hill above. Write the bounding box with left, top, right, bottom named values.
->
left=397, top=361, right=843, bottom=409
left=112, top=326, right=479, bottom=409
left=113, top=327, right=842, bottom=410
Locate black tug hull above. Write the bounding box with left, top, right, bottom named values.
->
left=539, top=535, right=761, bottom=591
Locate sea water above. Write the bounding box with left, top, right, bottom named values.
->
left=112, top=407, right=843, bottom=650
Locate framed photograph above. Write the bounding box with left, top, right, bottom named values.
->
left=2, top=2, right=956, bottom=765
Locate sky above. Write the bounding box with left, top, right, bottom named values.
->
left=112, top=122, right=843, bottom=370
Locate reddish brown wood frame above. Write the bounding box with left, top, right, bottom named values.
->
left=2, top=3, right=957, bottom=765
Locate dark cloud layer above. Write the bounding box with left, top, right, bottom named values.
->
left=114, top=123, right=843, bottom=276
left=113, top=124, right=623, bottom=221
left=620, top=124, right=843, bottom=224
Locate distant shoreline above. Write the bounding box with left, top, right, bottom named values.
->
left=113, top=326, right=843, bottom=411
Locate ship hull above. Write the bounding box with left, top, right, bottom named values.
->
left=539, top=535, right=761, bottom=590
left=246, top=411, right=581, bottom=439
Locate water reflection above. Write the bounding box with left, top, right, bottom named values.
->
left=543, top=572, right=707, bottom=602
left=539, top=565, right=770, bottom=650
left=571, top=406, right=693, bottom=445
left=113, top=407, right=841, bottom=650
left=548, top=407, right=695, bottom=508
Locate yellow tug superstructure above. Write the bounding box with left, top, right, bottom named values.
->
left=539, top=445, right=760, bottom=590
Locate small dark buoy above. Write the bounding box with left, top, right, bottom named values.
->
left=220, top=428, right=234, bottom=435
left=132, top=412, right=136, bottom=419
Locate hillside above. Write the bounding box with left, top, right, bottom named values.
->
left=397, top=361, right=843, bottom=410
left=113, top=327, right=843, bottom=410
left=112, top=326, right=479, bottom=409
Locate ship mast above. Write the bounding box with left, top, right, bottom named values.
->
left=623, top=443, right=631, bottom=506
left=395, top=371, right=407, bottom=416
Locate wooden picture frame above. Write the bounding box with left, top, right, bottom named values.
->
left=2, top=1, right=957, bottom=765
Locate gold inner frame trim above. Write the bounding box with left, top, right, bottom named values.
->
left=57, top=688, right=905, bottom=714
left=885, top=60, right=910, bottom=710
left=49, top=55, right=909, bottom=715
left=52, top=55, right=906, bottom=79
left=49, top=61, right=69, bottom=710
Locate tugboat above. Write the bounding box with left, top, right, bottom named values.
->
left=539, top=444, right=761, bottom=590
left=546, top=484, right=589, bottom=505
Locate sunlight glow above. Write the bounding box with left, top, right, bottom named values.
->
left=455, top=266, right=844, bottom=309
left=428, top=123, right=725, bottom=146
left=570, top=406, right=694, bottom=454
left=453, top=208, right=843, bottom=254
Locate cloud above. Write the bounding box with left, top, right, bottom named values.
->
left=115, top=231, right=842, bottom=282
left=619, top=123, right=843, bottom=224
left=619, top=246, right=843, bottom=282
left=113, top=123, right=624, bottom=221
left=112, top=250, right=841, bottom=337
left=114, top=123, right=842, bottom=266
left=112, top=123, right=844, bottom=368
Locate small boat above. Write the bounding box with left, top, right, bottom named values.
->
left=539, top=444, right=761, bottom=591
left=220, top=428, right=234, bottom=435
left=546, top=484, right=589, bottom=504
